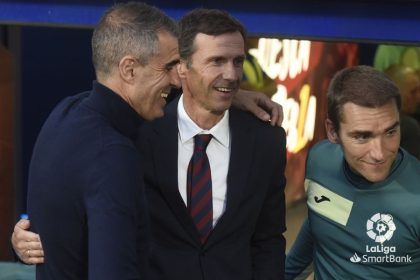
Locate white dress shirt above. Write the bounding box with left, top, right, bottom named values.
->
left=177, top=95, right=230, bottom=227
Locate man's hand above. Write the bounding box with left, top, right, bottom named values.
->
left=234, top=89, right=283, bottom=127
left=11, top=219, right=44, bottom=264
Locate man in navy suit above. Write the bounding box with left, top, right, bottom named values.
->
left=22, top=2, right=181, bottom=279
left=139, top=9, right=287, bottom=280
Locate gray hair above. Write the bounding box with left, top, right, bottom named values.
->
left=92, top=1, right=178, bottom=78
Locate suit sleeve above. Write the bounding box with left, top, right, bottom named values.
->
left=86, top=144, right=147, bottom=280
left=285, top=218, right=314, bottom=280
left=251, top=127, right=287, bottom=280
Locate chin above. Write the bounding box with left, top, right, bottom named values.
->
left=364, top=171, right=389, bottom=183
left=152, top=111, right=165, bottom=120
left=143, top=110, right=164, bottom=121
left=214, top=101, right=232, bottom=112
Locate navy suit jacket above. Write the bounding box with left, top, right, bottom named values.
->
left=27, top=82, right=149, bottom=279
left=139, top=98, right=287, bottom=280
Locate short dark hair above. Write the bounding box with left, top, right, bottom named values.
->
left=178, top=8, right=246, bottom=63
left=92, top=1, right=178, bottom=78
left=327, top=65, right=401, bottom=131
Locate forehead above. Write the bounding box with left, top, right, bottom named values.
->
left=192, top=32, right=245, bottom=57
left=153, top=31, right=179, bottom=63
left=340, top=101, right=399, bottom=132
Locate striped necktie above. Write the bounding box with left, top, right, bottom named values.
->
left=187, top=134, right=213, bottom=243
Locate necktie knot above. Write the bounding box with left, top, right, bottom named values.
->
left=194, top=134, right=212, bottom=152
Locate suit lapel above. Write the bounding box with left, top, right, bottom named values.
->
left=151, top=98, right=201, bottom=244
left=208, top=109, right=255, bottom=245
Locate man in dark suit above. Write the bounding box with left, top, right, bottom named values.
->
left=139, top=9, right=287, bottom=280
left=22, top=2, right=181, bottom=279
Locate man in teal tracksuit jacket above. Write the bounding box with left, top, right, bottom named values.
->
left=286, top=65, right=420, bottom=279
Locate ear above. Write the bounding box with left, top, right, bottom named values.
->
left=119, top=56, right=137, bottom=83
left=177, top=59, right=188, bottom=79
left=325, top=118, right=339, bottom=144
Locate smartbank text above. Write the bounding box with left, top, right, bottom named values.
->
left=363, top=245, right=411, bottom=263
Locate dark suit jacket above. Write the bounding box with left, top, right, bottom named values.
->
left=27, top=82, right=149, bottom=279
left=139, top=98, right=287, bottom=280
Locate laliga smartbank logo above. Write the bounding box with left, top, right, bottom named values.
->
left=350, top=213, right=411, bottom=264
left=366, top=213, right=396, bottom=243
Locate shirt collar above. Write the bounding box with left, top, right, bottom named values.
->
left=87, top=81, right=143, bottom=141
left=177, top=94, right=230, bottom=148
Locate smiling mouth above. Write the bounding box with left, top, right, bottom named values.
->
left=214, top=86, right=237, bottom=93
left=365, top=161, right=386, bottom=167
left=160, top=92, right=169, bottom=98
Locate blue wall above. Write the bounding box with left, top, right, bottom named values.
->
left=19, top=26, right=94, bottom=211
left=1, top=0, right=420, bottom=43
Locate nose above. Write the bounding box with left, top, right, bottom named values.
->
left=169, top=68, right=181, bottom=89
left=223, top=63, right=241, bottom=81
left=369, top=138, right=385, bottom=162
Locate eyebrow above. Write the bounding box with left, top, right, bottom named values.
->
left=348, top=121, right=400, bottom=136
left=205, top=55, right=225, bottom=62
left=165, top=59, right=180, bottom=68
left=205, top=54, right=245, bottom=62
left=384, top=121, right=400, bottom=132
